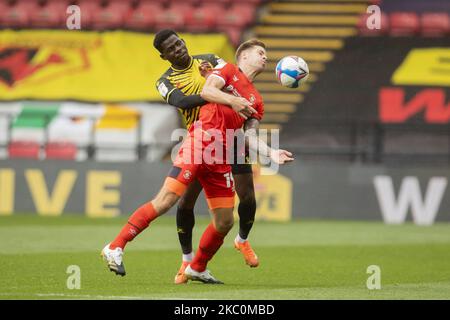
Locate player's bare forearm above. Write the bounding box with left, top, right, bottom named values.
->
left=201, top=75, right=256, bottom=119
left=244, top=118, right=294, bottom=164
left=244, top=118, right=271, bottom=157
left=246, top=129, right=272, bottom=157
left=200, top=76, right=235, bottom=106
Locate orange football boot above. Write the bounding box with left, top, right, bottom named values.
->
left=234, top=240, right=259, bottom=268
left=174, top=261, right=189, bottom=284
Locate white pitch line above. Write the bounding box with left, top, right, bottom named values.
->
left=0, top=292, right=189, bottom=300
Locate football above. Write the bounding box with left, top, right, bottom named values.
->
left=275, top=56, right=309, bottom=88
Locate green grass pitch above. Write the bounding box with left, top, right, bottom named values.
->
left=1, top=215, right=450, bottom=300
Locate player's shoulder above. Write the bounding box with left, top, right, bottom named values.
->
left=158, top=67, right=173, bottom=80
left=155, top=68, right=175, bottom=98
left=156, top=67, right=173, bottom=86
left=193, top=54, right=226, bottom=67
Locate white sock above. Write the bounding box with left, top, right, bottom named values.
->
left=182, top=252, right=194, bottom=262
left=235, top=234, right=247, bottom=243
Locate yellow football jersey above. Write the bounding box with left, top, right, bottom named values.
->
left=156, top=54, right=222, bottom=129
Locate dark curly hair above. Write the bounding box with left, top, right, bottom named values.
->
left=153, top=29, right=179, bottom=53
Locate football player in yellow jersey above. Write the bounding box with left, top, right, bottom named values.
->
left=154, top=29, right=260, bottom=284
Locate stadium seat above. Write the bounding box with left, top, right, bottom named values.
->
left=389, top=12, right=420, bottom=36
left=154, top=6, right=186, bottom=30
left=200, top=0, right=231, bottom=6
left=45, top=142, right=77, bottom=160
left=185, top=6, right=217, bottom=32
left=139, top=0, right=170, bottom=5
left=1, top=1, right=38, bottom=28
left=357, top=12, right=389, bottom=36
left=29, top=1, right=68, bottom=29
left=170, top=0, right=200, bottom=5
left=216, top=8, right=248, bottom=29
left=229, top=3, right=257, bottom=25
left=125, top=2, right=163, bottom=30
left=92, top=1, right=132, bottom=30
left=8, top=141, right=41, bottom=159
left=200, top=3, right=225, bottom=16
left=229, top=0, right=262, bottom=4
left=77, top=0, right=102, bottom=29
left=421, top=13, right=450, bottom=37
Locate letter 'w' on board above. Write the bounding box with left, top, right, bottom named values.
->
left=374, top=176, right=447, bottom=226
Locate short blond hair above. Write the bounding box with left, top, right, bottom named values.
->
left=235, top=39, right=266, bottom=61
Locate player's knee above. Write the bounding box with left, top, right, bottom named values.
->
left=153, top=191, right=179, bottom=215
left=215, top=216, right=234, bottom=234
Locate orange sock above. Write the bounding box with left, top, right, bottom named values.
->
left=110, top=202, right=158, bottom=250
left=190, top=223, right=225, bottom=272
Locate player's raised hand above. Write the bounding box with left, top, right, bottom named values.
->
left=270, top=149, right=294, bottom=164
left=231, top=97, right=257, bottom=119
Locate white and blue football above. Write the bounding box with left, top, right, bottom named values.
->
left=275, top=56, right=309, bottom=88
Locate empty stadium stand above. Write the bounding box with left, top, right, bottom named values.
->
left=357, top=0, right=450, bottom=36
left=0, top=0, right=265, bottom=46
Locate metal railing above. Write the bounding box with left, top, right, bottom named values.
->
left=1, top=112, right=449, bottom=164
left=0, top=112, right=174, bottom=161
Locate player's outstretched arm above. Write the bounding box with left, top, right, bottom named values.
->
left=156, top=77, right=207, bottom=110
left=167, top=90, right=208, bottom=110
left=200, top=75, right=257, bottom=119
left=244, top=118, right=294, bottom=165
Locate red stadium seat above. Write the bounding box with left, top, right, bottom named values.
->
left=77, top=0, right=101, bottom=29
left=139, top=0, right=167, bottom=5
left=8, top=141, right=41, bottom=160
left=200, top=3, right=225, bottom=16
left=1, top=1, right=38, bottom=28
left=229, top=3, right=257, bottom=25
left=185, top=6, right=217, bottom=32
left=154, top=6, right=186, bottom=30
left=169, top=2, right=195, bottom=15
left=92, top=1, right=132, bottom=30
left=45, top=142, right=77, bottom=160
left=29, top=1, right=68, bottom=29
left=200, top=0, right=231, bottom=6
left=125, top=2, right=163, bottom=30
left=0, top=1, right=9, bottom=15
left=228, top=0, right=262, bottom=4
left=389, top=12, right=420, bottom=36
left=170, top=0, right=200, bottom=5
left=217, top=8, right=248, bottom=29
left=357, top=12, right=389, bottom=36
left=421, top=13, right=450, bottom=37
